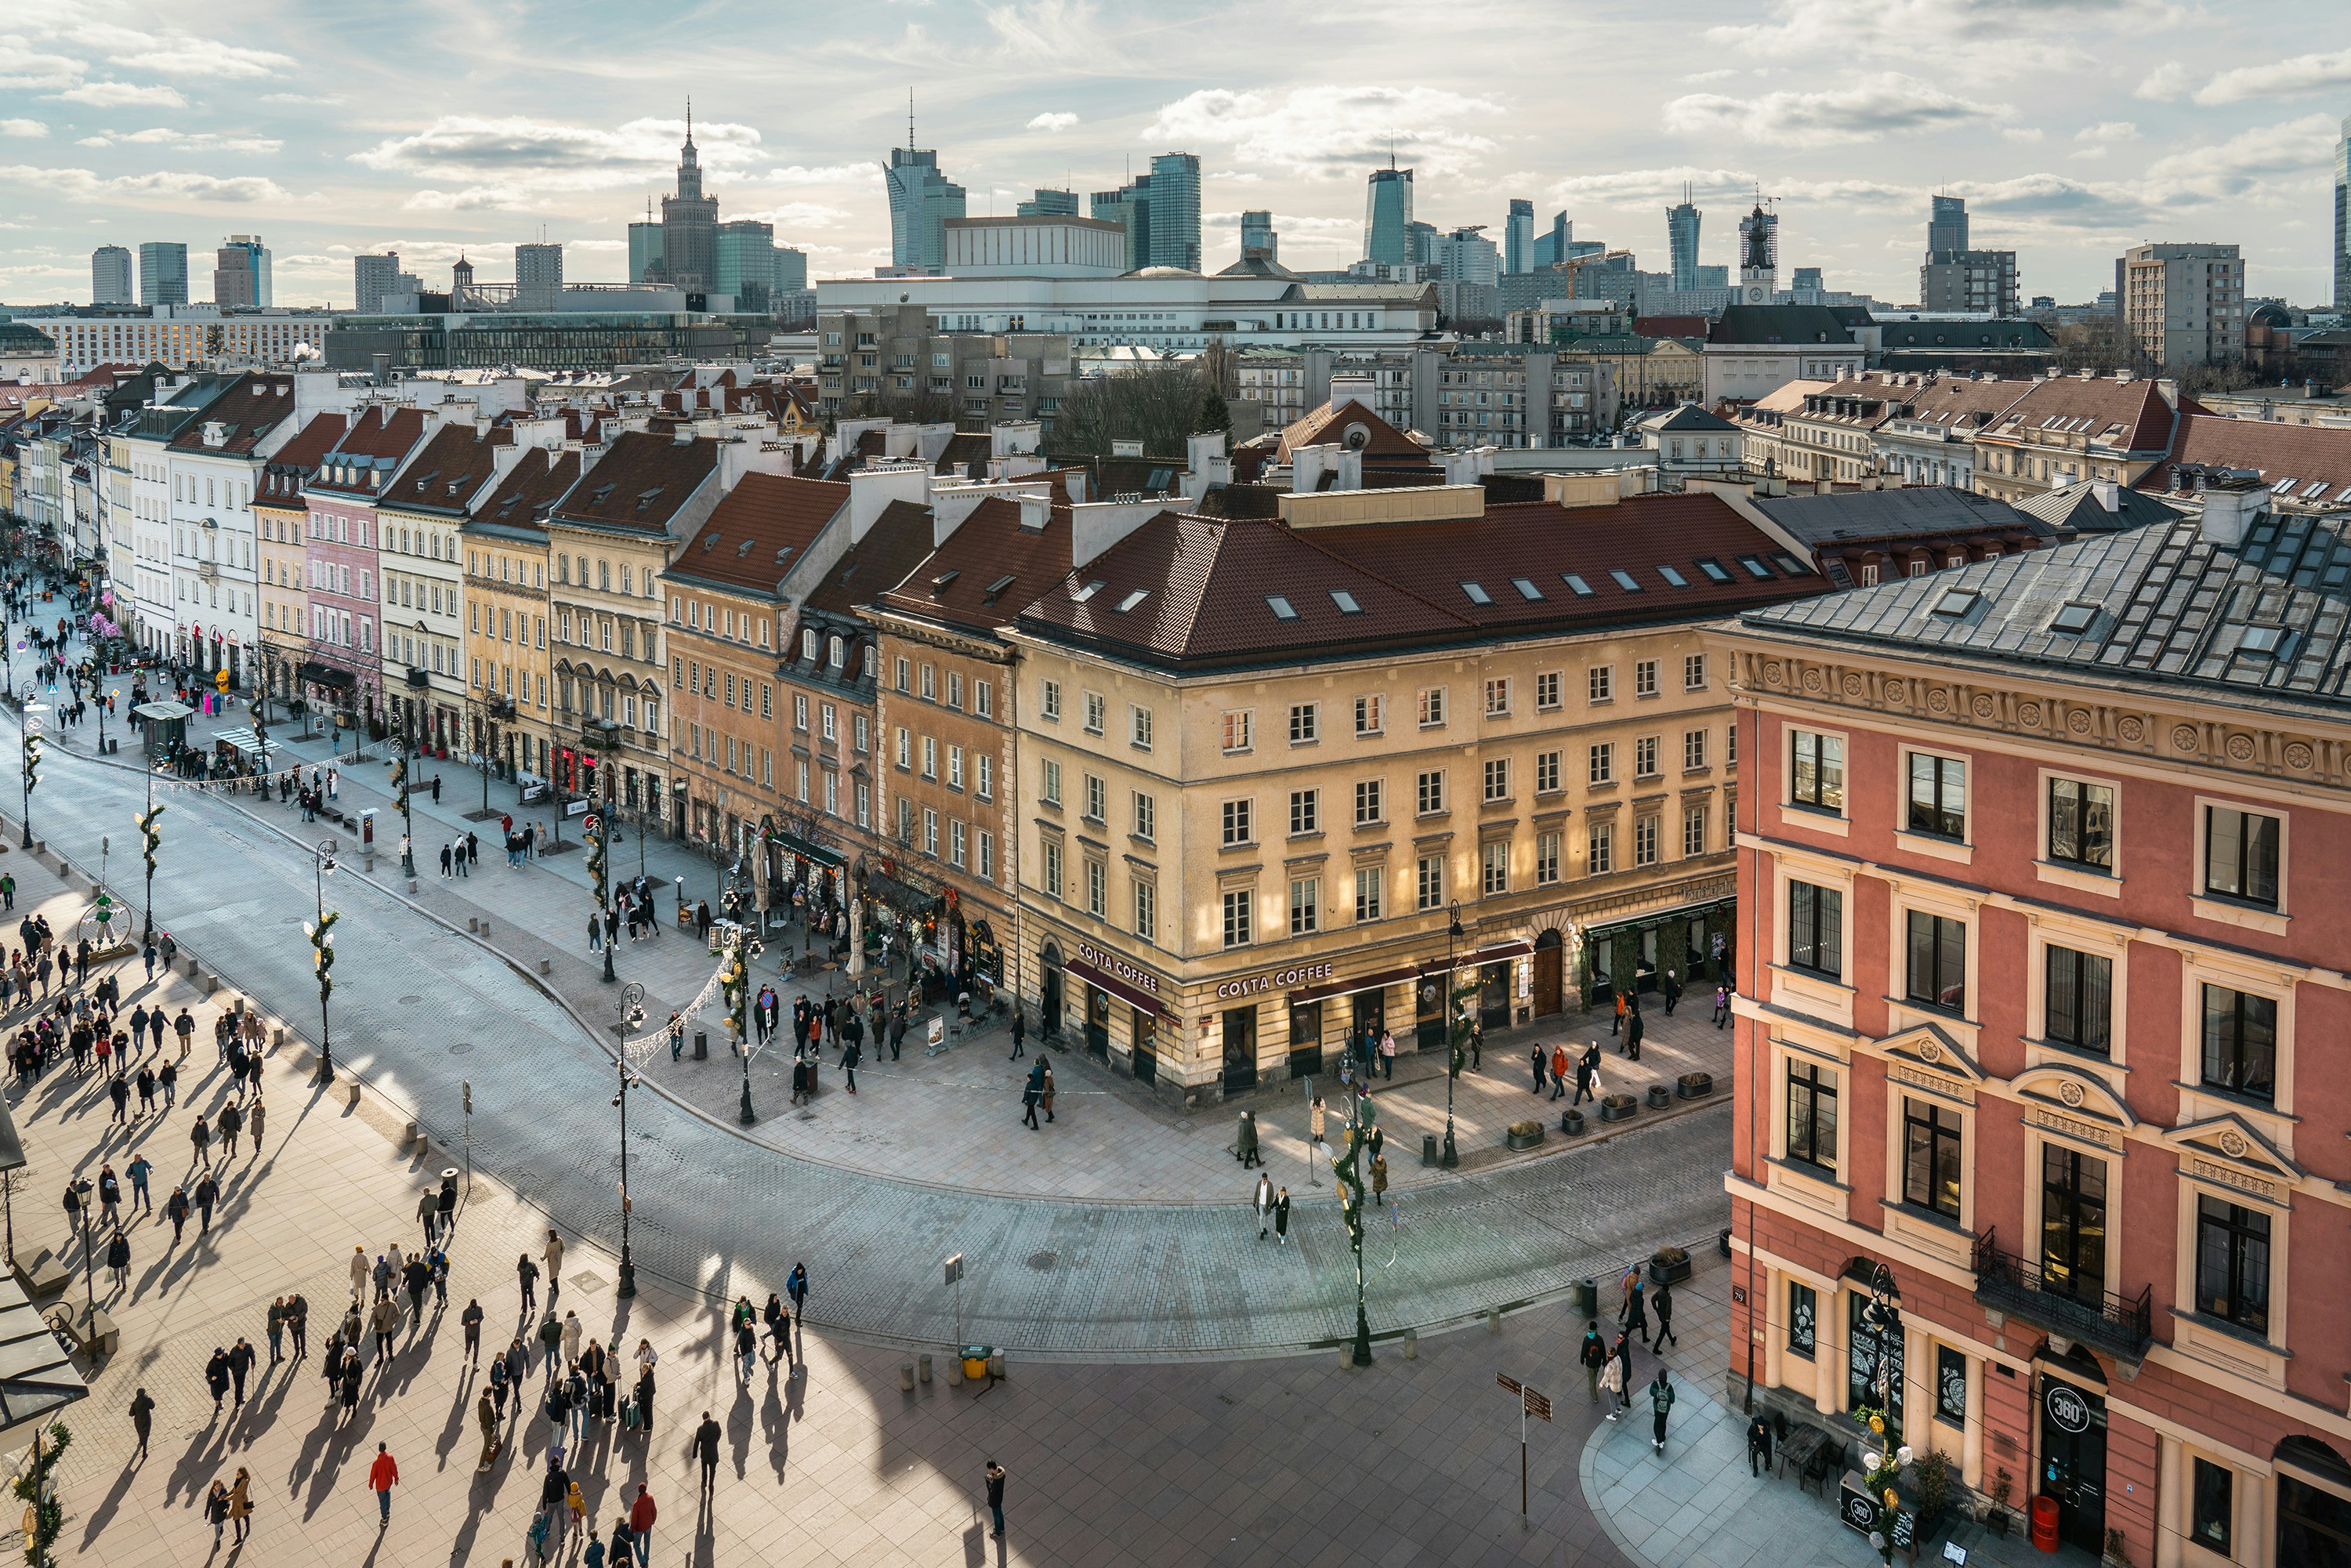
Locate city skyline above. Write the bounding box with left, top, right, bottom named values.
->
left=0, top=1, right=2346, bottom=306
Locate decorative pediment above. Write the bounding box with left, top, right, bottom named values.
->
left=2011, top=1066, right=2136, bottom=1133
left=2162, top=1114, right=2303, bottom=1204
left=1876, top=1019, right=1984, bottom=1087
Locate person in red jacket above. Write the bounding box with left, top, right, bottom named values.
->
left=368, top=1442, right=399, bottom=1526
left=627, top=1483, right=656, bottom=1566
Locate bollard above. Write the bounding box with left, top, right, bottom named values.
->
left=467, top=918, right=479, bottom=934
left=1487, top=1309, right=1502, bottom=1334
left=479, top=922, right=490, bottom=939
left=917, top=1353, right=932, bottom=1384
left=1339, top=1344, right=1353, bottom=1368
left=987, top=1351, right=1004, bottom=1380
left=946, top=1356, right=962, bottom=1387
left=271, top=1027, right=284, bottom=1049
left=694, top=1031, right=708, bottom=1061
left=1404, top=1328, right=1418, bottom=1359
left=899, top=1362, right=914, bottom=1392
left=404, top=1121, right=418, bottom=1146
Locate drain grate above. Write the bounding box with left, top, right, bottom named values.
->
left=1027, top=1251, right=1056, bottom=1271
left=447, top=1041, right=473, bottom=1055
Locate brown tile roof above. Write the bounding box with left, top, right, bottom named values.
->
left=379, top=422, right=505, bottom=516
left=311, top=405, right=434, bottom=497
left=1635, top=315, right=1710, bottom=339
left=1883, top=373, right=2032, bottom=427
left=266, top=411, right=346, bottom=474
left=466, top=447, right=581, bottom=534
left=164, top=371, right=299, bottom=455
left=1982, top=376, right=2183, bottom=453
left=663, top=473, right=848, bottom=596
left=1274, top=400, right=1431, bottom=465
left=801, top=499, right=939, bottom=617
left=876, top=497, right=1079, bottom=633
left=2135, top=411, right=2351, bottom=502
left=548, top=430, right=719, bottom=535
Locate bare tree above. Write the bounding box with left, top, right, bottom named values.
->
left=1049, top=362, right=1214, bottom=458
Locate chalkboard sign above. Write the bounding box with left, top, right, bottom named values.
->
left=1891, top=1506, right=1919, bottom=1551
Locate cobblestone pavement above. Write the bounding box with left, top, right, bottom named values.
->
left=2, top=695, right=1731, bottom=1358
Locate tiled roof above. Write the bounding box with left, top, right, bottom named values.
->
left=1981, top=376, right=2183, bottom=454
left=801, top=499, right=939, bottom=617
left=1273, top=400, right=1429, bottom=465
left=1634, top=315, right=1711, bottom=339
left=1632, top=404, right=1739, bottom=433
left=2012, top=479, right=2184, bottom=534
left=311, top=406, right=434, bottom=497
left=878, top=497, right=1080, bottom=634
left=2135, top=410, right=2351, bottom=504
left=1752, top=486, right=2046, bottom=545
left=1708, top=306, right=1857, bottom=347
left=163, top=371, right=299, bottom=455
left=663, top=473, right=847, bottom=596
left=1876, top=320, right=2052, bottom=352
left=1737, top=510, right=2351, bottom=715
left=1882, top=374, right=2031, bottom=428
left=379, top=422, right=505, bottom=516
left=548, top=430, right=719, bottom=534
left=466, top=447, right=581, bottom=534
left=266, top=412, right=346, bottom=473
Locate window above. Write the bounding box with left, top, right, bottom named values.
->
left=2048, top=778, right=2113, bottom=870
left=1353, top=694, right=1382, bottom=735
left=1481, top=841, right=1508, bottom=896
left=951, top=820, right=969, bottom=870
left=2195, top=1195, right=2270, bottom=1334
left=1588, top=743, right=1614, bottom=786
left=1130, top=705, right=1153, bottom=749
left=1132, top=791, right=1155, bottom=839
left=1534, top=831, right=1561, bottom=885
left=1791, top=730, right=1843, bottom=812
left=1133, top=878, right=1156, bottom=940
left=1683, top=729, right=1707, bottom=771
left=947, top=671, right=964, bottom=710
left=1903, top=1099, right=1963, bottom=1219
left=1418, top=687, right=1446, bottom=727
left=1788, top=1281, right=1817, bottom=1358
left=1083, top=691, right=1105, bottom=734
left=1682, top=805, right=1708, bottom=856
left=1221, top=709, right=1253, bottom=752
left=1633, top=815, right=1659, bottom=867
left=1222, top=889, right=1253, bottom=948
left=2044, top=947, right=2112, bottom=1054
left=793, top=693, right=809, bottom=732
left=1906, top=911, right=1967, bottom=1012
left=920, top=664, right=936, bottom=701
left=2201, top=984, right=2276, bottom=1100
left=1353, top=779, right=1383, bottom=826
left=1483, top=678, right=1510, bottom=717
left=1588, top=665, right=1613, bottom=703
left=2190, top=1459, right=2233, bottom=1554
left=1415, top=855, right=1444, bottom=910
left=1083, top=773, right=1105, bottom=823
left=1635, top=736, right=1660, bottom=778
left=976, top=754, right=993, bottom=800
left=1042, top=840, right=1063, bottom=899
left=1416, top=770, right=1445, bottom=816
left=1907, top=754, right=1967, bottom=839
left=1786, top=1061, right=1837, bottom=1173
left=1085, top=858, right=1105, bottom=917
left=1354, top=867, right=1382, bottom=922
left=1535, top=672, right=1561, bottom=710
left=2204, top=806, right=2280, bottom=907
left=921, top=737, right=937, bottom=780
left=1286, top=788, right=1321, bottom=835
left=1222, top=798, right=1252, bottom=846
left=1040, top=679, right=1060, bottom=720
left=1289, top=877, right=1320, bottom=935
left=1934, top=1345, right=1967, bottom=1429
left=1288, top=703, right=1318, bottom=744
left=922, top=809, right=938, bottom=856
left=1534, top=750, right=1561, bottom=795
left=974, top=679, right=991, bottom=718
left=1041, top=759, right=1062, bottom=806
left=1683, top=654, right=1707, bottom=691
left=1588, top=824, right=1614, bottom=875
left=1483, top=759, right=1509, bottom=802
left=1633, top=659, right=1658, bottom=698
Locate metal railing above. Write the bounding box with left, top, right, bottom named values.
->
left=1972, top=1226, right=2151, bottom=1359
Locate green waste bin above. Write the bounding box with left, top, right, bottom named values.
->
left=1572, top=1277, right=1597, bottom=1317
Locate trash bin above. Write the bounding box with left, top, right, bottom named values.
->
left=2030, top=1496, right=2060, bottom=1552
left=693, top=1030, right=708, bottom=1060
left=1572, top=1277, right=1597, bottom=1317
left=961, top=1345, right=991, bottom=1382
left=1421, top=1132, right=1437, bottom=1167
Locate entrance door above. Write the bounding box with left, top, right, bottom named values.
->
left=1287, top=1001, right=1324, bottom=1079
left=1132, top=1009, right=1157, bottom=1086
left=2040, top=1145, right=2107, bottom=1301
left=1415, top=975, right=1446, bottom=1051
left=1350, top=992, right=1384, bottom=1056
left=1222, top=1006, right=1257, bottom=1092
left=2039, top=1376, right=2107, bottom=1554
left=1534, top=932, right=1563, bottom=1017
left=1040, top=944, right=1063, bottom=1040
left=1477, top=961, right=1510, bottom=1029
left=1085, top=984, right=1110, bottom=1059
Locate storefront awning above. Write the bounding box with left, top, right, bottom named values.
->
left=1288, top=965, right=1419, bottom=1006
left=1418, top=939, right=1533, bottom=977
left=297, top=661, right=355, bottom=691
left=1067, top=955, right=1168, bottom=1017
left=863, top=868, right=935, bottom=913
left=774, top=830, right=845, bottom=870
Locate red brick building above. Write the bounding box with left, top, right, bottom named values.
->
left=1713, top=476, right=2351, bottom=1566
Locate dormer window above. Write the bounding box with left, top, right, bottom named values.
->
left=802, top=628, right=817, bottom=661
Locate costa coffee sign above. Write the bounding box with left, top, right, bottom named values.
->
left=1215, top=961, right=1334, bottom=1001
left=1074, top=942, right=1161, bottom=998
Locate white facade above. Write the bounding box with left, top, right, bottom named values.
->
left=125, top=426, right=178, bottom=655
left=817, top=272, right=1436, bottom=350
left=1701, top=342, right=1864, bottom=406
left=168, top=439, right=269, bottom=677
left=27, top=308, right=334, bottom=375
left=943, top=217, right=1127, bottom=278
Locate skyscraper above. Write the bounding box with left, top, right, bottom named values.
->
left=1364, top=165, right=1414, bottom=265
left=353, top=252, right=400, bottom=313
left=515, top=242, right=563, bottom=310
left=659, top=104, right=719, bottom=290
left=1928, top=194, right=1969, bottom=255
left=91, top=246, right=132, bottom=306
left=628, top=208, right=665, bottom=285
left=139, top=242, right=189, bottom=306
left=1531, top=211, right=1570, bottom=269
left=1146, top=152, right=1201, bottom=270
left=1239, top=210, right=1278, bottom=263
left=1505, top=199, right=1534, bottom=275
left=1666, top=186, right=1701, bottom=292
left=1090, top=175, right=1151, bottom=271
left=1017, top=188, right=1079, bottom=217
left=714, top=221, right=774, bottom=308
left=1920, top=194, right=2018, bottom=317
left=212, top=234, right=270, bottom=307
left=884, top=96, right=965, bottom=273
left=2335, top=115, right=2349, bottom=310
left=773, top=247, right=809, bottom=295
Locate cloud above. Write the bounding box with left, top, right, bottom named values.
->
left=52, top=80, right=184, bottom=108
left=1145, top=85, right=1502, bottom=179
left=0, top=164, right=292, bottom=205
left=0, top=119, right=44, bottom=139
left=353, top=114, right=763, bottom=194
left=732, top=202, right=851, bottom=230
left=2135, top=61, right=2190, bottom=100
left=1683, top=69, right=1739, bottom=84
left=403, top=186, right=531, bottom=212
left=1025, top=110, right=1078, bottom=132
left=80, top=128, right=283, bottom=154
left=2140, top=114, right=2340, bottom=201
left=259, top=92, right=342, bottom=107
left=2076, top=121, right=2139, bottom=143
left=1665, top=72, right=2010, bottom=145
left=1947, top=172, right=2150, bottom=232
left=54, top=25, right=290, bottom=81
left=1547, top=165, right=1761, bottom=205
left=2193, top=49, right=2351, bottom=106
left=2001, top=128, right=2043, bottom=143
left=1708, top=0, right=2152, bottom=63
left=761, top=163, right=876, bottom=187
left=0, top=38, right=86, bottom=90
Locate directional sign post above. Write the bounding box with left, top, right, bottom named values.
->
left=1498, top=1372, right=1552, bottom=1518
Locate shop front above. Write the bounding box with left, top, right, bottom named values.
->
left=1064, top=943, right=1168, bottom=1073
left=1581, top=893, right=1734, bottom=1007
left=1284, top=965, right=1415, bottom=1078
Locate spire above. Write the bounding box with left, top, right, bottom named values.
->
left=685, top=96, right=695, bottom=150
left=907, top=87, right=916, bottom=151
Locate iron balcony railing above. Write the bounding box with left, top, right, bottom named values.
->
left=1972, top=1227, right=2152, bottom=1360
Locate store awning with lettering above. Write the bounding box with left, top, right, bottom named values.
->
left=1287, top=965, right=1418, bottom=1006
left=1067, top=955, right=1168, bottom=1017
left=1418, top=940, right=1534, bottom=977
left=774, top=831, right=846, bottom=870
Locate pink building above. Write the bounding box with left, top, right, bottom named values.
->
left=299, top=404, right=434, bottom=728
left=1715, top=476, right=2351, bottom=1566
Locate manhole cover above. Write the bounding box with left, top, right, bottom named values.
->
left=1027, top=1251, right=1056, bottom=1271
left=447, top=1041, right=473, bottom=1056
left=398, top=994, right=422, bottom=1005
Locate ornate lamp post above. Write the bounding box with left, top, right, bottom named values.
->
left=307, top=838, right=339, bottom=1083
left=723, top=922, right=763, bottom=1124
left=586, top=809, right=615, bottom=984
left=612, top=981, right=646, bottom=1298
left=1335, top=1091, right=1377, bottom=1365
left=18, top=708, right=41, bottom=849
left=1441, top=900, right=1465, bottom=1168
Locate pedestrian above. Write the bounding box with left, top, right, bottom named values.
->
left=103, top=1227, right=129, bottom=1293
left=1625, top=1002, right=1644, bottom=1061
left=266, top=1297, right=286, bottom=1363
left=348, top=1243, right=370, bottom=1302
left=539, top=1310, right=564, bottom=1385
left=694, top=1410, right=721, bottom=1501
left=189, top=1111, right=211, bottom=1169
left=1599, top=1338, right=1625, bottom=1419
left=1748, top=1411, right=1775, bottom=1477
left=1648, top=1367, right=1675, bottom=1453
left=1022, top=1061, right=1043, bottom=1132
left=1008, top=1008, right=1024, bottom=1060
left=194, top=1172, right=218, bottom=1234
left=463, top=1298, right=484, bottom=1364
left=563, top=1308, right=583, bottom=1368
left=129, top=1385, right=154, bottom=1459
left=476, top=1388, right=500, bottom=1472
left=1254, top=1171, right=1272, bottom=1239
left=226, top=1337, right=254, bottom=1406
left=608, top=1519, right=633, bottom=1568
left=1653, top=1280, right=1677, bottom=1348
left=1378, top=1028, right=1395, bottom=1079
left=1614, top=1330, right=1635, bottom=1416
left=1663, top=968, right=1681, bottom=1016
left=1531, top=1044, right=1546, bottom=1095
left=1273, top=1186, right=1291, bottom=1246
left=1713, top=983, right=1731, bottom=1028
left=440, top=842, right=452, bottom=878
left=517, top=1251, right=539, bottom=1315
left=627, top=1483, right=656, bottom=1567
left=247, top=1094, right=265, bottom=1150
left=764, top=1293, right=792, bottom=1364
left=205, top=1479, right=230, bottom=1546
left=217, top=1099, right=241, bottom=1159
left=1581, top=1320, right=1609, bottom=1404
left=1574, top=1042, right=1599, bottom=1106
left=368, top=1441, right=399, bottom=1526
left=588, top=909, right=600, bottom=951
left=205, top=1345, right=230, bottom=1414
left=371, top=1294, right=397, bottom=1363
left=288, top=1293, right=309, bottom=1360
left=984, top=1460, right=1007, bottom=1541
left=1612, top=988, right=1625, bottom=1035
left=1625, top=1271, right=1650, bottom=1349
left=841, top=1031, right=859, bottom=1093
left=1371, top=1151, right=1389, bottom=1207
left=1549, top=1043, right=1568, bottom=1100
left=543, top=1229, right=564, bottom=1305
left=165, top=1184, right=190, bottom=1244
left=229, top=1465, right=253, bottom=1543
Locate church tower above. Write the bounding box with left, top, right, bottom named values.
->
left=1737, top=200, right=1777, bottom=305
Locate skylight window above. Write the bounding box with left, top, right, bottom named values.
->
left=1657, top=565, right=1689, bottom=588
left=2302, top=480, right=2331, bottom=498
left=2271, top=477, right=2299, bottom=493
left=1563, top=574, right=1596, bottom=596
left=1609, top=570, right=1642, bottom=592
left=1071, top=580, right=1106, bottom=603
left=1737, top=556, right=1773, bottom=578
left=2049, top=602, right=2099, bottom=636
left=1696, top=559, right=1733, bottom=583
left=1770, top=553, right=1812, bottom=577
left=982, top=574, right=1016, bottom=603
left=1266, top=595, right=1299, bottom=621
left=1116, top=589, right=1150, bottom=613
left=2240, top=625, right=2290, bottom=655
left=1511, top=578, right=1545, bottom=601
left=1460, top=581, right=1492, bottom=605
left=2336, top=484, right=2351, bottom=503
left=1933, top=588, right=1978, bottom=618
left=1329, top=589, right=1364, bottom=614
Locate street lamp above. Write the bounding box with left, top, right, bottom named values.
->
left=1335, top=1088, right=1376, bottom=1366
left=17, top=705, right=42, bottom=849
left=397, top=667, right=428, bottom=876
left=612, top=981, right=646, bottom=1299
left=723, top=922, right=764, bottom=1124
left=307, top=838, right=339, bottom=1084
left=1441, top=900, right=1465, bottom=1169
left=586, top=809, right=615, bottom=984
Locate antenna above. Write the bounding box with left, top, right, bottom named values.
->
left=686, top=96, right=693, bottom=143
left=908, top=87, right=916, bottom=150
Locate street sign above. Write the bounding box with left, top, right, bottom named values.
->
left=1496, top=1373, right=1521, bottom=1396
left=943, top=1255, right=963, bottom=1286
left=1498, top=1372, right=1549, bottom=1515
left=583, top=813, right=601, bottom=836
left=1524, top=1388, right=1552, bottom=1422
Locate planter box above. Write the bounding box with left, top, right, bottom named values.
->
left=1560, top=1108, right=1585, bottom=1135
left=1505, top=1121, right=1545, bottom=1152
left=1676, top=1071, right=1714, bottom=1099
left=1599, top=1092, right=1638, bottom=1122
left=1648, top=1248, right=1693, bottom=1287
left=1645, top=1084, right=1672, bottom=1109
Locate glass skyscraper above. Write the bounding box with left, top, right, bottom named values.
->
left=1505, top=199, right=1533, bottom=275
left=1364, top=165, right=1414, bottom=265
left=1666, top=188, right=1701, bottom=292
left=886, top=146, right=966, bottom=272
left=1147, top=152, right=1201, bottom=270
left=139, top=241, right=188, bottom=306
left=2335, top=116, right=2349, bottom=310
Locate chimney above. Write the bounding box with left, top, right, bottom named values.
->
left=846, top=460, right=929, bottom=541
left=1291, top=442, right=1333, bottom=494
left=2197, top=476, right=2265, bottom=547
left=1019, top=493, right=1052, bottom=532
left=1070, top=497, right=1162, bottom=569
left=2092, top=480, right=2119, bottom=512
left=1332, top=448, right=1363, bottom=491
left=1328, top=374, right=1376, bottom=412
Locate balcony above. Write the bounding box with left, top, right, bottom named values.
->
left=1972, top=1227, right=2151, bottom=1365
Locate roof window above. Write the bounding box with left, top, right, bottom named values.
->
left=982, top=574, right=1016, bottom=603
left=1932, top=588, right=1978, bottom=618
left=1460, top=581, right=1492, bottom=605
left=2048, top=602, right=2099, bottom=636
left=1657, top=565, right=1688, bottom=588
left=1070, top=581, right=1105, bottom=603
left=1329, top=589, right=1364, bottom=614
left=1737, top=556, right=1773, bottom=578
left=1511, top=577, right=1545, bottom=601
left=2270, top=476, right=2298, bottom=493
left=1770, top=552, right=1811, bottom=577
left=1608, top=569, right=1642, bottom=592
left=2240, top=625, right=2292, bottom=657
left=1266, top=595, right=1299, bottom=621
left=1563, top=573, right=1596, bottom=596
left=1115, top=588, right=1150, bottom=613
left=1696, top=559, right=1732, bottom=583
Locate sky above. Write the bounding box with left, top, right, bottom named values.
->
left=0, top=0, right=2346, bottom=310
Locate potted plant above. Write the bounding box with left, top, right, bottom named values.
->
left=1648, top=1245, right=1692, bottom=1287
left=2105, top=1526, right=2132, bottom=1566
left=1913, top=1450, right=1955, bottom=1542
left=1985, top=1467, right=2015, bottom=1537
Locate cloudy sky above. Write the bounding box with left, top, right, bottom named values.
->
left=1, top=0, right=2345, bottom=309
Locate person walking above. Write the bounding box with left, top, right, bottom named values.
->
left=462, top=1298, right=484, bottom=1365
left=516, top=1251, right=539, bottom=1316
left=1235, top=1108, right=1259, bottom=1168
left=1614, top=1330, right=1636, bottom=1418
left=204, top=1346, right=230, bottom=1415
left=1253, top=1172, right=1273, bottom=1240
left=627, top=1483, right=656, bottom=1567
left=165, top=1184, right=190, bottom=1245
left=542, top=1229, right=565, bottom=1306
left=1378, top=1028, right=1395, bottom=1079
left=984, top=1460, right=1007, bottom=1541
left=1531, top=1044, right=1546, bottom=1095
left=1598, top=1335, right=1626, bottom=1420
left=562, top=1309, right=582, bottom=1369
left=1273, top=1186, right=1291, bottom=1247
left=1653, top=1281, right=1678, bottom=1348
left=217, top=1099, right=242, bottom=1160
left=1612, top=988, right=1626, bottom=1036
left=1580, top=1320, right=1609, bottom=1404
left=204, top=1479, right=230, bottom=1547
left=1748, top=1412, right=1776, bottom=1478
left=694, top=1410, right=722, bottom=1501
left=247, top=1095, right=264, bottom=1151
left=1625, top=1272, right=1651, bottom=1349
left=1021, top=1061, right=1043, bottom=1132
left=1625, top=1001, right=1644, bottom=1062
left=1713, top=983, right=1732, bottom=1029
left=368, top=1441, right=400, bottom=1526
left=1648, top=1367, right=1676, bottom=1453
left=193, top=1172, right=218, bottom=1235
left=1662, top=968, right=1681, bottom=1016
left=538, top=1310, right=564, bottom=1387
left=1549, top=1043, right=1569, bottom=1100
left=224, top=1337, right=254, bottom=1407
left=476, top=1387, right=501, bottom=1472
left=228, top=1465, right=253, bottom=1544
left=1573, top=1042, right=1600, bottom=1107
left=1008, top=1008, right=1024, bottom=1060
left=188, top=1111, right=211, bottom=1170
left=129, top=1386, right=154, bottom=1460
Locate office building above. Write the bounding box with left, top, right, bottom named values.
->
left=1017, top=188, right=1079, bottom=218
left=714, top=220, right=776, bottom=307
left=353, top=252, right=400, bottom=315
left=1090, top=175, right=1150, bottom=272
left=1666, top=189, right=1701, bottom=294
left=1404, top=220, right=1437, bottom=268
left=1505, top=198, right=1534, bottom=275
left=213, top=235, right=270, bottom=307
left=1239, top=210, right=1277, bottom=263
left=1364, top=165, right=1414, bottom=266
left=658, top=108, right=719, bottom=289
left=1144, top=153, right=1201, bottom=272
left=2335, top=115, right=2349, bottom=311
left=1920, top=250, right=2020, bottom=317
left=885, top=107, right=967, bottom=273
left=91, top=246, right=132, bottom=306
left=2121, top=242, right=2246, bottom=368
left=514, top=242, right=563, bottom=310
left=1928, top=193, right=1969, bottom=254
left=774, top=247, right=809, bottom=295
left=628, top=215, right=664, bottom=285
left=1531, top=211, right=1570, bottom=269
left=139, top=242, right=189, bottom=307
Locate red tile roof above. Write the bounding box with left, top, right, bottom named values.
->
left=1274, top=399, right=1430, bottom=466
left=800, top=499, right=938, bottom=617
left=663, top=473, right=848, bottom=596
left=310, top=405, right=434, bottom=497
left=266, top=411, right=346, bottom=473
left=1981, top=376, right=2184, bottom=454
left=379, top=422, right=505, bottom=516
left=163, top=371, right=300, bottom=455
left=2135, top=410, right=2351, bottom=502
left=876, top=497, right=1080, bottom=634
left=548, top=430, right=719, bottom=535
left=467, top=447, right=581, bottom=534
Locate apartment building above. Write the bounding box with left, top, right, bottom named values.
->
left=255, top=413, right=343, bottom=705
left=2122, top=243, right=2245, bottom=370
left=376, top=419, right=505, bottom=751
left=1870, top=374, right=2031, bottom=490
left=301, top=404, right=438, bottom=727
left=1714, top=480, right=2351, bottom=1567
left=460, top=445, right=581, bottom=787
left=1970, top=372, right=2183, bottom=503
